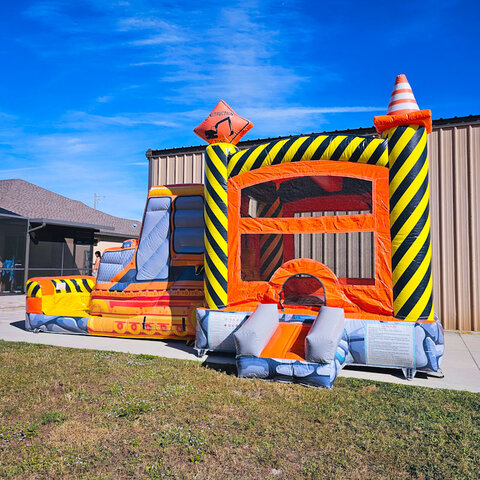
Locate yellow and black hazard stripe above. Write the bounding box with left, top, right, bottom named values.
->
left=204, top=143, right=238, bottom=309
left=227, top=134, right=388, bottom=178
left=26, top=280, right=42, bottom=298
left=51, top=278, right=95, bottom=294
left=258, top=198, right=284, bottom=281
left=385, top=125, right=433, bottom=321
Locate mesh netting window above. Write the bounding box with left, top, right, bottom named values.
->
left=293, top=232, right=375, bottom=280
left=173, top=196, right=204, bottom=254
left=240, top=232, right=375, bottom=283
left=241, top=175, right=372, bottom=218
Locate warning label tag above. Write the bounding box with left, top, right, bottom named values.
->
left=366, top=322, right=415, bottom=368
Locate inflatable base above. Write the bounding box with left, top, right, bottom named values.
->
left=196, top=308, right=444, bottom=387
left=25, top=312, right=195, bottom=340
left=237, top=343, right=348, bottom=389
left=26, top=313, right=89, bottom=335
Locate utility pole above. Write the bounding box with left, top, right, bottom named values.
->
left=94, top=193, right=105, bottom=209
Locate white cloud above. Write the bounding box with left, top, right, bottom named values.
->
left=60, top=111, right=180, bottom=129
left=21, top=2, right=325, bottom=110
left=129, top=33, right=185, bottom=46
left=121, top=5, right=336, bottom=111
left=130, top=61, right=168, bottom=66
left=239, top=105, right=385, bottom=137
left=34, top=134, right=97, bottom=155
left=117, top=16, right=172, bottom=31
left=96, top=95, right=114, bottom=103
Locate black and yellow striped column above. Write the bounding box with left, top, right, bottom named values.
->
left=258, top=197, right=284, bottom=281
left=384, top=124, right=434, bottom=321
left=204, top=143, right=238, bottom=309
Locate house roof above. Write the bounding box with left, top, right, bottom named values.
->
left=146, top=114, right=480, bottom=157
left=0, top=179, right=140, bottom=238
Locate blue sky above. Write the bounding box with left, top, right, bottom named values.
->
left=1, top=0, right=478, bottom=220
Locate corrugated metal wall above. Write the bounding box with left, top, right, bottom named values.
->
left=428, top=121, right=480, bottom=332
left=293, top=230, right=375, bottom=280
left=146, top=118, right=480, bottom=331
left=148, top=151, right=205, bottom=187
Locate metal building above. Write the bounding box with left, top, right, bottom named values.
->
left=146, top=115, right=480, bottom=332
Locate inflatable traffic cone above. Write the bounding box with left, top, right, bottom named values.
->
left=386, top=74, right=420, bottom=115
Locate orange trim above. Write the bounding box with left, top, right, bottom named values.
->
left=232, top=159, right=388, bottom=186
left=89, top=331, right=194, bottom=340
left=239, top=214, right=374, bottom=234
left=91, top=286, right=203, bottom=297
left=26, top=296, right=42, bottom=314
left=102, top=242, right=137, bottom=254
left=374, top=109, right=432, bottom=134
left=148, top=184, right=204, bottom=198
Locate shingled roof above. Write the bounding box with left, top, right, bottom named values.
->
left=0, top=179, right=140, bottom=237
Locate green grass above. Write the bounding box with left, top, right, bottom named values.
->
left=0, top=340, right=479, bottom=479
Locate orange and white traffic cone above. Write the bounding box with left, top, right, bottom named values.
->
left=386, top=74, right=420, bottom=115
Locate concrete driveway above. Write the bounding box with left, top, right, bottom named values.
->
left=1, top=295, right=479, bottom=393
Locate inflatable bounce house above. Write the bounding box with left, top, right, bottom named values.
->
left=25, top=75, right=444, bottom=388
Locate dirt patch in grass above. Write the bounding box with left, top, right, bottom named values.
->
left=0, top=340, right=479, bottom=479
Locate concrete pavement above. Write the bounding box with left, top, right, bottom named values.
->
left=1, top=295, right=479, bottom=393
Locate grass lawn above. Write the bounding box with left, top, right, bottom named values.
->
left=0, top=340, right=479, bottom=479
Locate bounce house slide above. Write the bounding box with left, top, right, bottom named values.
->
left=234, top=304, right=346, bottom=388
left=25, top=185, right=206, bottom=341
left=25, top=74, right=446, bottom=389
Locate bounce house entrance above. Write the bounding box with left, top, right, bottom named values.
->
left=278, top=273, right=326, bottom=310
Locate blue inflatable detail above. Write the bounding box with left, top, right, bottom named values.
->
left=136, top=197, right=171, bottom=281
left=236, top=355, right=347, bottom=389
left=97, top=248, right=135, bottom=284
left=27, top=313, right=89, bottom=334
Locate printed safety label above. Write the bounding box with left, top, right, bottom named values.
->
left=365, top=322, right=415, bottom=367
